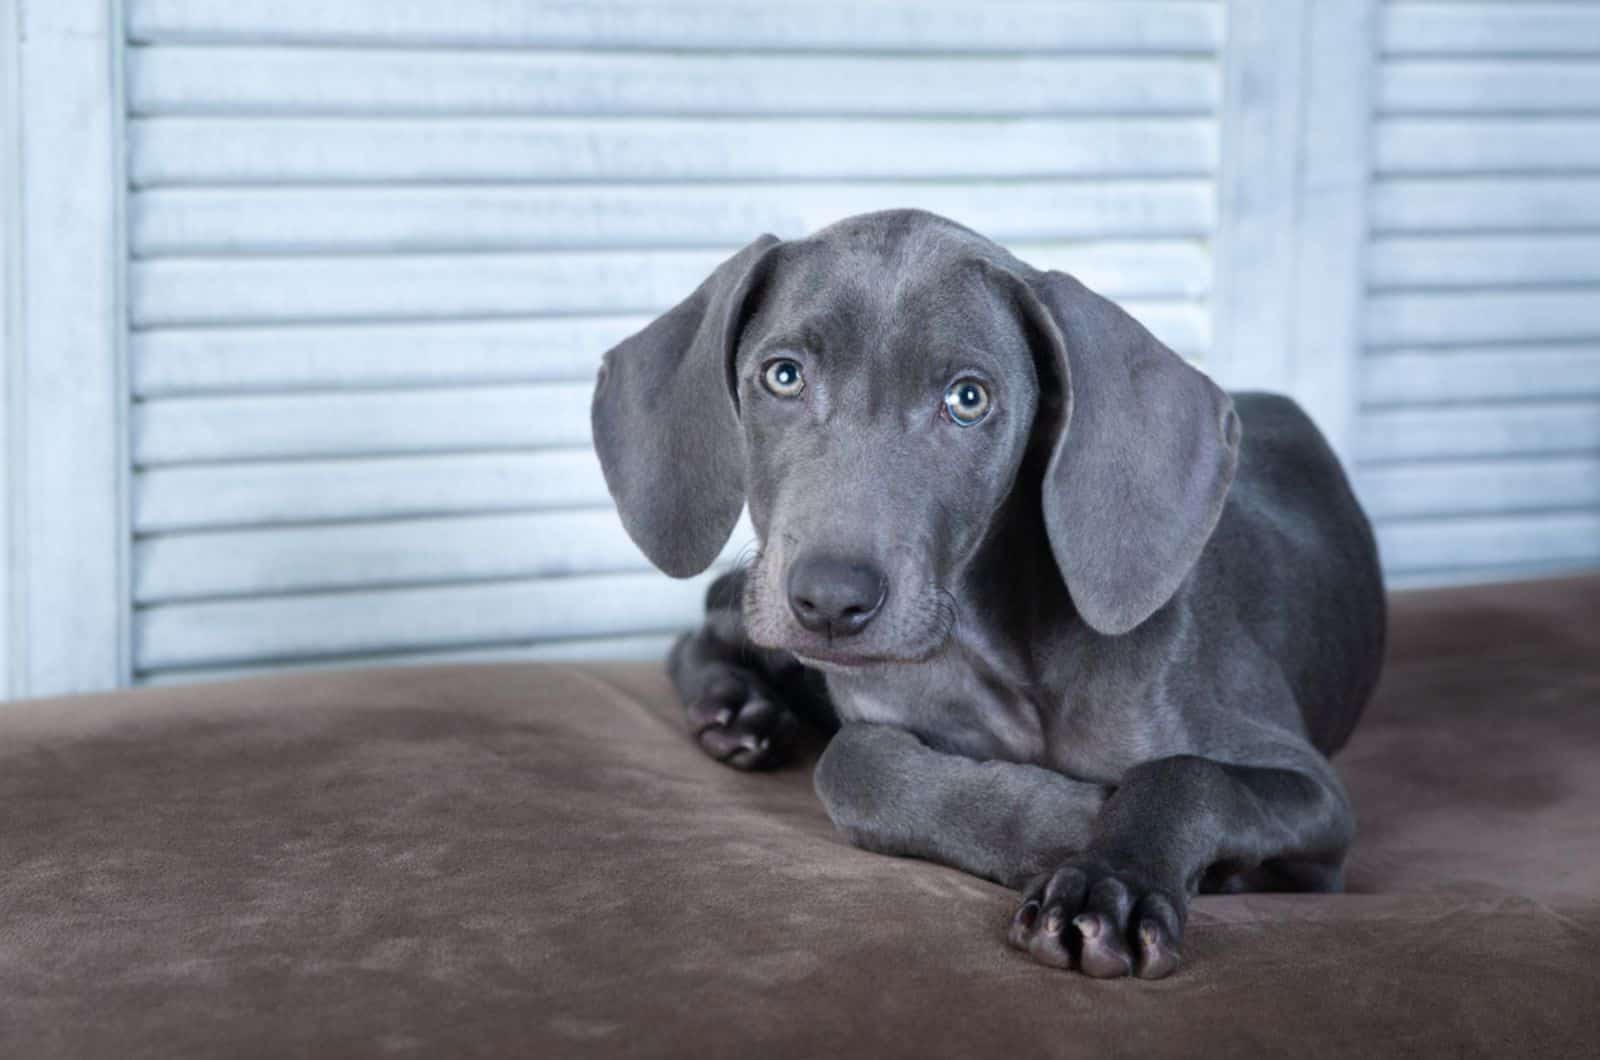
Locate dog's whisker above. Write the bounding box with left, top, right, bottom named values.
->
left=938, top=587, right=962, bottom=635
left=729, top=540, right=762, bottom=575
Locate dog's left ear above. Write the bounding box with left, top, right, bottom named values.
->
left=1016, top=269, right=1240, bottom=635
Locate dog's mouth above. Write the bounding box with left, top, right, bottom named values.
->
left=790, top=643, right=935, bottom=672
left=753, top=607, right=956, bottom=671
left=791, top=652, right=870, bottom=674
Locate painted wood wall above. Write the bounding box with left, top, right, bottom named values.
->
left=120, top=0, right=1228, bottom=685
left=1353, top=1, right=1600, bottom=588
left=2, top=0, right=1596, bottom=696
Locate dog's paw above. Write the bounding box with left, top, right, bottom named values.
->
left=684, top=667, right=800, bottom=771
left=1007, top=857, right=1185, bottom=979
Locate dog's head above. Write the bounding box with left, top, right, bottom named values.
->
left=592, top=210, right=1239, bottom=665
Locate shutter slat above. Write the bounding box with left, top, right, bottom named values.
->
left=1370, top=234, right=1600, bottom=290
left=135, top=450, right=611, bottom=533
left=1383, top=5, right=1600, bottom=57
left=1366, top=289, right=1600, bottom=347
left=132, top=317, right=641, bottom=396
left=1363, top=346, right=1600, bottom=404
left=130, top=243, right=1212, bottom=327
left=129, top=46, right=1220, bottom=117
left=1377, top=119, right=1600, bottom=174
left=131, top=180, right=1217, bottom=257
left=1381, top=59, right=1600, bottom=114
left=135, top=569, right=725, bottom=670
left=1358, top=456, right=1600, bottom=521
left=128, top=1, right=1225, bottom=53
left=1377, top=510, right=1600, bottom=573
left=130, top=116, right=1220, bottom=186
left=135, top=384, right=596, bottom=465
left=1372, top=177, right=1600, bottom=233
left=1357, top=402, right=1600, bottom=463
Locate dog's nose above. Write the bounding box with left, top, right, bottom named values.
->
left=786, top=554, right=887, bottom=637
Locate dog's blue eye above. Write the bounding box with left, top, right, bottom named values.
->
left=762, top=359, right=805, bottom=398
left=944, top=378, right=991, bottom=425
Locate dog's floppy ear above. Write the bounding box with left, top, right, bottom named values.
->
left=1019, top=269, right=1240, bottom=635
left=591, top=235, right=780, bottom=577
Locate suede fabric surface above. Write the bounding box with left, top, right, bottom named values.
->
left=3, top=577, right=1598, bottom=1058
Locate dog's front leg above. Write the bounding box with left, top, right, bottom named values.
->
left=1009, top=752, right=1353, bottom=979
left=670, top=569, right=834, bottom=770
left=813, top=723, right=1109, bottom=889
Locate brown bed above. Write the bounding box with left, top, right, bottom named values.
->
left=3, top=576, right=1598, bottom=1058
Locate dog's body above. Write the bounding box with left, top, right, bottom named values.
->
left=593, top=211, right=1385, bottom=979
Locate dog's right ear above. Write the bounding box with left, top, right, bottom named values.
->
left=591, top=235, right=781, bottom=577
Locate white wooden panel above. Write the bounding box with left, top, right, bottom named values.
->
left=1209, top=0, right=1311, bottom=396
left=141, top=634, right=683, bottom=686
left=116, top=0, right=1237, bottom=677
left=1369, top=234, right=1600, bottom=289
left=132, top=317, right=644, bottom=396
left=1283, top=0, right=1376, bottom=457
left=1377, top=511, right=1600, bottom=573
left=1380, top=60, right=1600, bottom=113
left=1357, top=402, right=1600, bottom=463
left=1376, top=119, right=1600, bottom=174
left=135, top=385, right=595, bottom=465
left=1364, top=346, right=1600, bottom=404
left=134, top=449, right=611, bottom=532
left=1358, top=456, right=1600, bottom=521
left=131, top=180, right=1217, bottom=257
left=129, top=47, right=1220, bottom=117
left=136, top=508, right=741, bottom=602
left=1360, top=4, right=1600, bottom=587
left=1366, top=289, right=1600, bottom=348
left=130, top=243, right=1211, bottom=327
left=129, top=116, right=1219, bottom=186
left=1210, top=0, right=1375, bottom=458
left=0, top=0, right=17, bottom=697
left=1372, top=177, right=1600, bottom=233
left=128, top=1, right=1225, bottom=53
left=135, top=568, right=729, bottom=670
left=8, top=0, right=129, bottom=695
left=1383, top=4, right=1600, bottom=57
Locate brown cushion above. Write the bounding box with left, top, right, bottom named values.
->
left=4, top=577, right=1599, bottom=1058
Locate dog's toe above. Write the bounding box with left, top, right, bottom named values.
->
left=1074, top=912, right=1134, bottom=978
left=1007, top=897, right=1040, bottom=952
left=1074, top=875, right=1136, bottom=977
left=1007, top=858, right=1186, bottom=979
left=1025, top=904, right=1075, bottom=969
left=687, top=672, right=798, bottom=770
left=1011, top=866, right=1087, bottom=971
left=1133, top=893, right=1183, bottom=979
left=1135, top=920, right=1182, bottom=980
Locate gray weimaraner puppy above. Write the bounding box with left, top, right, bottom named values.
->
left=591, top=210, right=1386, bottom=979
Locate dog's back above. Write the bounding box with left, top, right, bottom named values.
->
left=1216, top=392, right=1387, bottom=755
